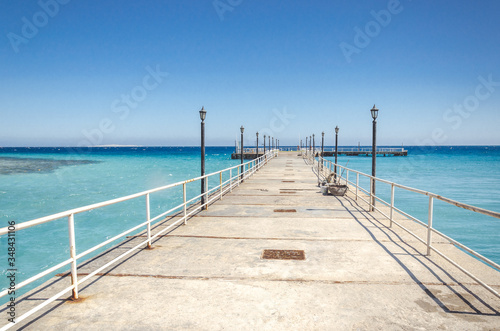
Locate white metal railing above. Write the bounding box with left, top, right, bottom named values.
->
left=321, top=147, right=406, bottom=153
left=302, top=150, right=500, bottom=300
left=0, top=149, right=279, bottom=330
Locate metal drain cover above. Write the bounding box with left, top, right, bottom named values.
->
left=262, top=249, right=305, bottom=260
left=282, top=180, right=295, bottom=183
left=273, top=209, right=296, bottom=212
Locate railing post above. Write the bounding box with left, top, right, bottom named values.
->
left=146, top=193, right=152, bottom=249
left=390, top=184, right=395, bottom=228
left=355, top=173, right=359, bottom=200
left=346, top=170, right=349, bottom=186
left=205, top=177, right=208, bottom=210
left=427, top=196, right=434, bottom=256
left=67, top=214, right=79, bottom=300
left=370, top=178, right=374, bottom=211
left=230, top=168, right=233, bottom=192
left=183, top=183, right=187, bottom=224
left=220, top=172, right=223, bottom=200
left=317, top=155, right=320, bottom=186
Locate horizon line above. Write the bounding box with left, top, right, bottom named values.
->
left=1, top=144, right=500, bottom=148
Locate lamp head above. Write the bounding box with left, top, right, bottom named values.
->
left=240, top=126, right=244, bottom=134
left=335, top=126, right=339, bottom=134
left=322, top=131, right=324, bottom=137
left=199, top=106, right=206, bottom=121
left=370, top=104, right=379, bottom=120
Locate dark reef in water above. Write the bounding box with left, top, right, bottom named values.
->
left=0, top=157, right=100, bottom=175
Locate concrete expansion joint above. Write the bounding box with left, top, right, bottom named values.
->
left=54, top=272, right=497, bottom=289
left=128, top=234, right=426, bottom=244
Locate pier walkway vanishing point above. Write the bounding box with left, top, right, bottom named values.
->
left=231, top=147, right=407, bottom=159
left=5, top=151, right=500, bottom=330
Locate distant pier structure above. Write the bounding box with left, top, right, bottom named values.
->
left=231, top=148, right=268, bottom=160
left=231, top=147, right=407, bottom=159
left=320, top=147, right=407, bottom=157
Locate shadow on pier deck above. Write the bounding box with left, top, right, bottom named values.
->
left=9, top=151, right=500, bottom=330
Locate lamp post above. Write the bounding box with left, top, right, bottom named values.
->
left=309, top=136, right=312, bottom=152
left=263, top=134, right=266, bottom=155
left=256, top=132, right=259, bottom=158
left=199, top=107, right=207, bottom=210
left=370, top=105, right=379, bottom=212
left=268, top=136, right=271, bottom=152
left=335, top=126, right=339, bottom=180
left=240, top=126, right=244, bottom=181
left=305, top=137, right=308, bottom=155
left=312, top=134, right=315, bottom=158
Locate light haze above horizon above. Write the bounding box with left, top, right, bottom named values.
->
left=1, top=1, right=499, bottom=147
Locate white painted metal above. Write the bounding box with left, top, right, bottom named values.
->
left=0, top=152, right=277, bottom=330
left=427, top=196, right=434, bottom=256
left=67, top=214, right=79, bottom=299
left=356, top=173, right=359, bottom=200
left=183, top=183, right=187, bottom=225
left=146, top=193, right=151, bottom=249
left=318, top=155, right=500, bottom=299
left=390, top=184, right=395, bottom=228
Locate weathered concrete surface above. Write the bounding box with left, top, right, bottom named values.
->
left=8, top=151, right=500, bottom=330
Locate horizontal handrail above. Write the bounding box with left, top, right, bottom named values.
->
left=303, top=150, right=500, bottom=300
left=0, top=150, right=277, bottom=235
left=322, top=147, right=406, bottom=153
left=0, top=149, right=279, bottom=330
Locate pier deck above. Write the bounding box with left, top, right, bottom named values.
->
left=14, top=151, right=500, bottom=330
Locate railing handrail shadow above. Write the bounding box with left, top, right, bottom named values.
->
left=0, top=149, right=279, bottom=330
left=301, top=149, right=500, bottom=301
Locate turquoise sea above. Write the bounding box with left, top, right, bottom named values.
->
left=1, top=146, right=499, bottom=302
left=324, top=145, right=500, bottom=266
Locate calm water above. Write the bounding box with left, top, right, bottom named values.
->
left=1, top=146, right=499, bottom=302
left=324, top=145, right=500, bottom=265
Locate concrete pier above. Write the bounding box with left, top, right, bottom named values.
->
left=10, top=151, right=500, bottom=330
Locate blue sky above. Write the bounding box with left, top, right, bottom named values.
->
left=1, top=0, right=499, bottom=147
